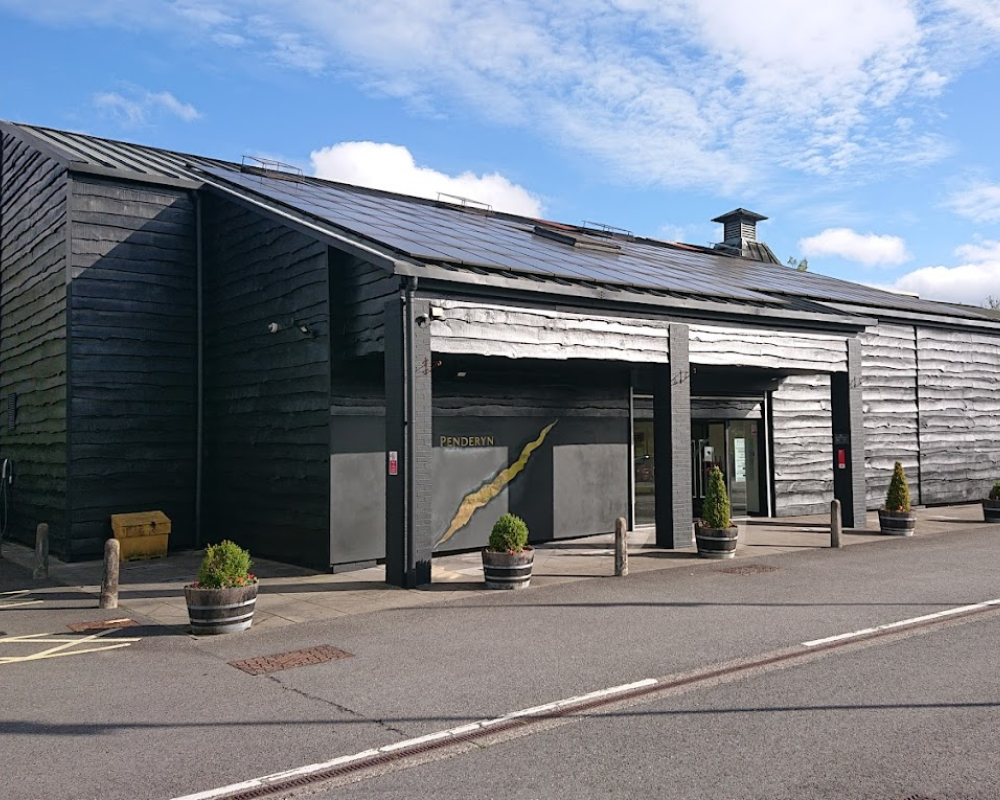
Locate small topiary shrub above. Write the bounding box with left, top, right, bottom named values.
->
left=195, top=540, right=256, bottom=589
left=989, top=481, right=1000, bottom=502
left=701, top=466, right=732, bottom=529
left=884, top=461, right=912, bottom=513
left=488, top=513, right=529, bottom=553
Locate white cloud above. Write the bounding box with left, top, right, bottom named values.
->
left=6, top=0, right=1000, bottom=191
left=943, top=0, right=1000, bottom=38
left=310, top=142, right=543, bottom=217
left=946, top=182, right=1000, bottom=222
left=799, top=228, right=911, bottom=266
left=94, top=88, right=201, bottom=125
left=212, top=32, right=248, bottom=48
left=889, top=239, right=1000, bottom=304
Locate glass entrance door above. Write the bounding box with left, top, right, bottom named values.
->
left=634, top=420, right=655, bottom=525
left=692, top=420, right=760, bottom=518
left=633, top=414, right=763, bottom=526
left=727, top=420, right=760, bottom=516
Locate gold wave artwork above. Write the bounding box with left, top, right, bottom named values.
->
left=436, top=421, right=558, bottom=548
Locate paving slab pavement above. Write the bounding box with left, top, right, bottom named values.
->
left=0, top=502, right=994, bottom=633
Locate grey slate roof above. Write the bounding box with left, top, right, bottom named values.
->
left=3, top=120, right=995, bottom=329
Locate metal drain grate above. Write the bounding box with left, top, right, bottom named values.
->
left=900, top=795, right=941, bottom=800
left=716, top=564, right=779, bottom=576
left=67, top=618, right=138, bottom=633
left=229, top=645, right=354, bottom=675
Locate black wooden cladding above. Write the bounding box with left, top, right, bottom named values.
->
left=203, top=195, right=331, bottom=569
left=67, top=177, right=197, bottom=559
left=0, top=132, right=69, bottom=554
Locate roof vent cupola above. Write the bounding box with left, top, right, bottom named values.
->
left=711, top=208, right=780, bottom=264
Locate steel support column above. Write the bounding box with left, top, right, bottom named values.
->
left=653, top=323, right=693, bottom=548
left=384, top=292, right=434, bottom=587
left=831, top=338, right=867, bottom=529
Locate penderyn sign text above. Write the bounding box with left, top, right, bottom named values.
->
left=438, top=435, right=496, bottom=448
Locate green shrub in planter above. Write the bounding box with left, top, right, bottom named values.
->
left=185, top=540, right=258, bottom=635
left=701, top=466, right=731, bottom=529
left=488, top=513, right=529, bottom=553
left=884, top=461, right=912, bottom=513
left=989, top=481, right=1000, bottom=502
left=195, top=540, right=256, bottom=589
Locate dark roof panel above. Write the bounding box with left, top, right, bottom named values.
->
left=5, top=121, right=992, bottom=326
left=200, top=166, right=787, bottom=305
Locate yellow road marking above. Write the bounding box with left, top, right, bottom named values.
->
left=0, top=589, right=43, bottom=609
left=0, top=628, right=141, bottom=666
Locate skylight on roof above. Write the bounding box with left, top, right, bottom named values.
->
left=532, top=224, right=622, bottom=253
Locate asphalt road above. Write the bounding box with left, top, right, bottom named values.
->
left=3, top=526, right=1000, bottom=800
left=316, top=612, right=1000, bottom=800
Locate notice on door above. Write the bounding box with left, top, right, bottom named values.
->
left=733, top=438, right=746, bottom=482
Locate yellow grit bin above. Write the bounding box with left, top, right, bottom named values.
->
left=110, top=511, right=171, bottom=560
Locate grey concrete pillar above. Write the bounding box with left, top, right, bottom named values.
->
left=831, top=338, right=867, bottom=528
left=653, top=323, right=693, bottom=549
left=384, top=293, right=434, bottom=588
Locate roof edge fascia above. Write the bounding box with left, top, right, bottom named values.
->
left=827, top=301, right=1000, bottom=334
left=407, top=265, right=876, bottom=334
left=0, top=120, right=76, bottom=168
left=199, top=177, right=409, bottom=275
left=0, top=122, right=202, bottom=190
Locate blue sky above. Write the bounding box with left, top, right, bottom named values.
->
left=1, top=0, right=999, bottom=305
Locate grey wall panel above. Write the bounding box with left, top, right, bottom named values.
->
left=771, top=374, right=834, bottom=515
left=0, top=132, right=68, bottom=554
left=689, top=324, right=848, bottom=372
left=917, top=327, right=1000, bottom=503
left=553, top=443, right=629, bottom=537
left=67, top=177, right=197, bottom=559
left=860, top=323, right=920, bottom=508
left=329, top=410, right=385, bottom=563
left=203, top=195, right=331, bottom=569
left=330, top=452, right=385, bottom=564
left=431, top=447, right=509, bottom=551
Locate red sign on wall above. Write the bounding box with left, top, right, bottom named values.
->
left=837, top=448, right=846, bottom=470
left=388, top=451, right=398, bottom=476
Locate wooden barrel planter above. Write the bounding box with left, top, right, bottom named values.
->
left=482, top=549, right=534, bottom=589
left=878, top=509, right=916, bottom=536
left=984, top=499, right=1000, bottom=523
left=184, top=584, right=258, bottom=635
left=695, top=525, right=738, bottom=559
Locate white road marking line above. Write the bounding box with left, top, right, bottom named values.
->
left=0, top=589, right=43, bottom=609
left=170, top=678, right=659, bottom=800
left=803, top=598, right=1000, bottom=647
left=0, top=599, right=43, bottom=608
left=0, top=629, right=141, bottom=665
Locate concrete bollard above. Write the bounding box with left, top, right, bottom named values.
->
left=830, top=499, right=842, bottom=549
left=614, top=516, right=629, bottom=577
left=100, top=538, right=120, bottom=609
left=32, top=523, right=49, bottom=580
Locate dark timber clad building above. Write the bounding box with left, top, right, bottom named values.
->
left=2, top=121, right=998, bottom=585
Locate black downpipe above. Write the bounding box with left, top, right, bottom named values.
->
left=195, top=192, right=204, bottom=549
left=403, top=275, right=418, bottom=584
